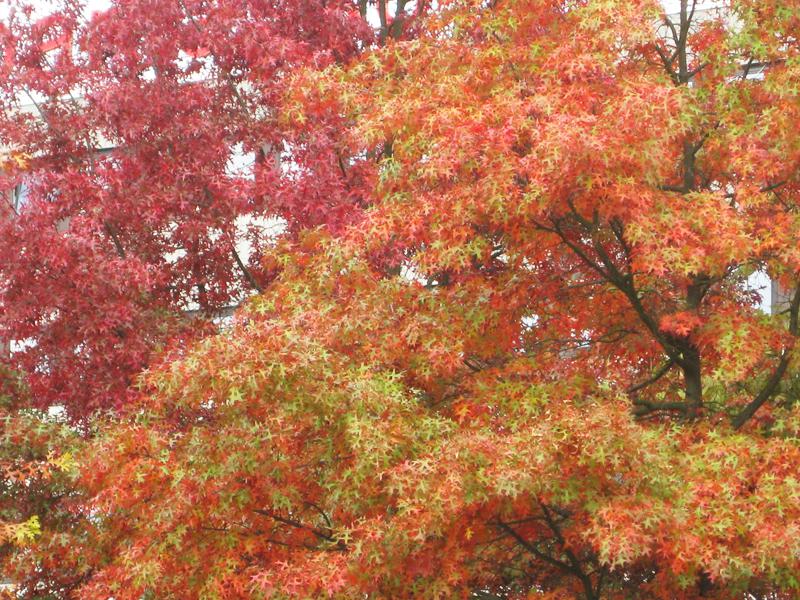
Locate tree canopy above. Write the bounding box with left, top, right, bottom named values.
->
left=3, top=0, right=800, bottom=598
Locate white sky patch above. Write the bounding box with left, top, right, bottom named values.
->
left=0, top=0, right=111, bottom=21
left=226, top=143, right=255, bottom=180
left=747, top=269, right=772, bottom=314
left=660, top=0, right=726, bottom=13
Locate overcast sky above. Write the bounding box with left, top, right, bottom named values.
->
left=0, top=0, right=109, bottom=22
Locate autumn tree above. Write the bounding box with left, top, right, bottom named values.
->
left=6, top=0, right=800, bottom=598
left=0, top=0, right=383, bottom=415
left=0, top=0, right=407, bottom=593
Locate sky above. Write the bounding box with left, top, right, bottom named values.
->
left=0, top=0, right=110, bottom=22
left=661, top=0, right=726, bottom=11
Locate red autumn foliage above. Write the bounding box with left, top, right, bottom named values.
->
left=3, top=1, right=800, bottom=599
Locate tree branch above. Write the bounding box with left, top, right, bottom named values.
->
left=545, top=216, right=683, bottom=368
left=495, top=519, right=574, bottom=573
left=253, top=509, right=337, bottom=544
left=627, top=359, right=676, bottom=394
left=654, top=43, right=681, bottom=85
left=539, top=502, right=599, bottom=600
left=104, top=221, right=127, bottom=259
left=231, top=243, right=262, bottom=293
left=732, top=282, right=800, bottom=429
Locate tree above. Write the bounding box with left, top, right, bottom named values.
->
left=6, top=0, right=800, bottom=598
left=0, top=0, right=396, bottom=593
left=0, top=0, right=375, bottom=416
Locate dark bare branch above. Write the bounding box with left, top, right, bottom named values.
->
left=627, top=359, right=676, bottom=395
left=733, top=282, right=800, bottom=429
